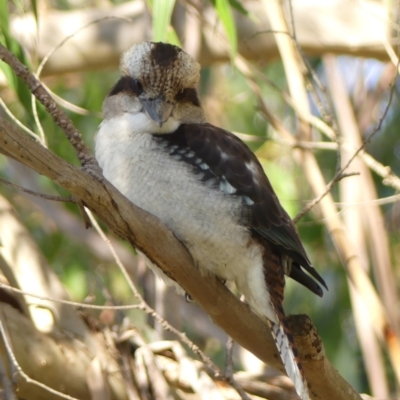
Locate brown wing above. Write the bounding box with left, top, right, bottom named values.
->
left=154, top=123, right=327, bottom=295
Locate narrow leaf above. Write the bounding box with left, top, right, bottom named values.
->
left=0, top=0, right=10, bottom=36
left=30, top=0, right=39, bottom=27
left=214, top=0, right=237, bottom=59
left=152, top=0, right=176, bottom=43
left=229, top=0, right=248, bottom=15
left=166, top=27, right=181, bottom=47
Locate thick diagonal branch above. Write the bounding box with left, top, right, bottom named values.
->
left=0, top=117, right=361, bottom=400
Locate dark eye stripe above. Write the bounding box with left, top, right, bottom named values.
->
left=175, top=88, right=201, bottom=107
left=109, top=76, right=143, bottom=97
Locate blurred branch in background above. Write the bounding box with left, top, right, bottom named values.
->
left=325, top=55, right=393, bottom=398
left=0, top=0, right=395, bottom=82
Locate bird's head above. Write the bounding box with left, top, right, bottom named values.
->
left=103, top=42, right=205, bottom=132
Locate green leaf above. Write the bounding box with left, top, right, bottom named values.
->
left=0, top=0, right=10, bottom=36
left=214, top=0, right=237, bottom=59
left=0, top=3, right=35, bottom=122
left=229, top=0, right=248, bottom=15
left=166, top=27, right=181, bottom=47
left=30, top=0, right=39, bottom=27
left=152, top=0, right=176, bottom=43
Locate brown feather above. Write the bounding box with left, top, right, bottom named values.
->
left=259, top=238, right=309, bottom=399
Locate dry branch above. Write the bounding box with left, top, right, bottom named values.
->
left=0, top=116, right=361, bottom=400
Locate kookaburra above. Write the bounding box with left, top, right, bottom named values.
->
left=95, top=41, right=326, bottom=400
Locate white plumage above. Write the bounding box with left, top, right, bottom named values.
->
left=96, top=113, right=277, bottom=324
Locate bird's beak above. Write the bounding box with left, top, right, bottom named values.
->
left=142, top=98, right=174, bottom=127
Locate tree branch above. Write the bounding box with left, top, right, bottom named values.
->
left=0, top=116, right=362, bottom=400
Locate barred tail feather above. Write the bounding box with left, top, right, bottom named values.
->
left=268, top=319, right=310, bottom=400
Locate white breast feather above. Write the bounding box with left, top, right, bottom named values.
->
left=95, top=112, right=276, bottom=322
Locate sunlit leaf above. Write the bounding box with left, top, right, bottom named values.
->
left=152, top=0, right=176, bottom=43
left=0, top=0, right=10, bottom=37
left=166, top=26, right=181, bottom=47
left=212, top=0, right=237, bottom=59
left=30, top=0, right=39, bottom=27
left=229, top=0, right=248, bottom=15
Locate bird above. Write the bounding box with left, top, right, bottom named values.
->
left=95, top=41, right=327, bottom=400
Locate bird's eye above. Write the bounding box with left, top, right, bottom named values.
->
left=130, top=79, right=143, bottom=95
left=109, top=77, right=144, bottom=97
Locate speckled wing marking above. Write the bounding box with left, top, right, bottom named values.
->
left=154, top=123, right=327, bottom=295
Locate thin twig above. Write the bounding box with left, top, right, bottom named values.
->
left=225, top=337, right=235, bottom=378
left=295, top=52, right=397, bottom=224
left=0, top=316, right=79, bottom=400
left=0, top=283, right=141, bottom=311
left=0, top=348, right=16, bottom=400
left=30, top=93, right=46, bottom=147
left=0, top=97, right=40, bottom=143
left=36, top=16, right=131, bottom=79
left=43, top=83, right=102, bottom=118
left=0, top=177, right=75, bottom=203
left=274, top=136, right=337, bottom=150
left=275, top=130, right=400, bottom=191
left=222, top=335, right=254, bottom=400
left=293, top=172, right=359, bottom=224
left=85, top=209, right=223, bottom=377
left=30, top=16, right=128, bottom=141
left=238, top=56, right=400, bottom=219
left=236, top=49, right=400, bottom=194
